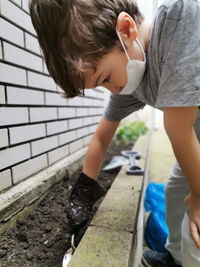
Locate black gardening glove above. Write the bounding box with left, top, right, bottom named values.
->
left=66, top=171, right=105, bottom=234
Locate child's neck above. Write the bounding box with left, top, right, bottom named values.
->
left=137, top=19, right=152, bottom=53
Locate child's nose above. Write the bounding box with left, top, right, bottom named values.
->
left=106, top=81, right=123, bottom=94
left=110, top=86, right=123, bottom=94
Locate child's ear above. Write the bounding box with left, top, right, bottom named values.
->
left=116, top=11, right=137, bottom=44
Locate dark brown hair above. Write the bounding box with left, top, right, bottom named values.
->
left=29, top=0, right=143, bottom=98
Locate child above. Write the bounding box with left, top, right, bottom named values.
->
left=29, top=0, right=200, bottom=266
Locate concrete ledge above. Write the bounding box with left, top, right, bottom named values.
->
left=69, top=226, right=133, bottom=267
left=68, top=131, right=151, bottom=267
left=0, top=147, right=87, bottom=235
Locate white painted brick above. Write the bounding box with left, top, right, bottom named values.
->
left=47, top=120, right=68, bottom=135
left=67, top=97, right=83, bottom=106
left=90, top=98, right=98, bottom=106
left=0, top=85, right=5, bottom=104
left=97, top=107, right=105, bottom=114
left=0, top=107, right=28, bottom=126
left=97, top=108, right=104, bottom=115
left=90, top=99, right=98, bottom=106
left=81, top=98, right=93, bottom=106
left=88, top=108, right=98, bottom=115
left=31, top=136, right=58, bottom=156
left=48, top=145, right=69, bottom=165
left=30, top=107, right=57, bottom=122
left=45, top=92, right=67, bottom=106
left=10, top=124, right=46, bottom=144
left=83, top=117, right=93, bottom=126
left=28, top=71, right=56, bottom=91
left=11, top=0, right=21, bottom=6
left=7, top=86, right=44, bottom=105
left=84, top=90, right=95, bottom=97
left=69, top=118, right=83, bottom=130
left=0, top=129, right=9, bottom=148
left=56, top=85, right=63, bottom=93
left=0, top=18, right=24, bottom=46
left=94, top=99, right=104, bottom=106
left=83, top=135, right=92, bottom=146
left=0, top=43, right=2, bottom=59
left=0, top=169, right=12, bottom=191
left=69, top=139, right=83, bottom=154
left=25, top=33, right=41, bottom=55
left=22, top=0, right=29, bottom=12
left=43, top=61, right=49, bottom=75
left=4, top=42, right=43, bottom=72
left=1, top=0, right=36, bottom=35
left=58, top=107, right=75, bottom=119
left=12, top=155, right=48, bottom=184
left=77, top=108, right=88, bottom=116
left=76, top=127, right=88, bottom=138
left=89, top=124, right=98, bottom=134
left=84, top=89, right=104, bottom=98
left=59, top=131, right=76, bottom=145
left=0, top=144, right=30, bottom=169
left=0, top=62, right=26, bottom=85
left=93, top=115, right=102, bottom=123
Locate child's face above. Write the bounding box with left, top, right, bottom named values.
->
left=84, top=36, right=145, bottom=94
left=84, top=12, right=146, bottom=94
left=84, top=48, right=129, bottom=94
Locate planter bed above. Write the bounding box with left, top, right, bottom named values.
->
left=0, top=141, right=133, bottom=267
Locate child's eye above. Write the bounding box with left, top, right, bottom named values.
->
left=102, top=76, right=110, bottom=84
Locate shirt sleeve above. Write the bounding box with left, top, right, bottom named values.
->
left=155, top=0, right=200, bottom=109
left=103, top=93, right=146, bottom=122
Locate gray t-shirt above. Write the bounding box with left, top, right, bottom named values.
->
left=104, top=0, right=200, bottom=122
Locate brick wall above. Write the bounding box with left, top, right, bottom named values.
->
left=0, top=0, right=106, bottom=192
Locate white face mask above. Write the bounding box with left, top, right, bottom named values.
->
left=116, top=29, right=146, bottom=95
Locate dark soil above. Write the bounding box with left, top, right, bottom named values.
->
left=0, top=141, right=133, bottom=267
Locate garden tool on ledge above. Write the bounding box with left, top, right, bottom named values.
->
left=121, top=150, right=144, bottom=175
left=102, top=150, right=144, bottom=175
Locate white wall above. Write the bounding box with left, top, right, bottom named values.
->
left=0, top=0, right=106, bottom=192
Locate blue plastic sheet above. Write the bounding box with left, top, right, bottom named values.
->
left=144, top=182, right=169, bottom=253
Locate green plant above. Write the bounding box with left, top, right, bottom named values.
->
left=114, top=121, right=148, bottom=145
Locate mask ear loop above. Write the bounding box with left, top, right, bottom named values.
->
left=116, top=27, right=131, bottom=63
left=135, top=39, right=146, bottom=61
left=116, top=27, right=146, bottom=62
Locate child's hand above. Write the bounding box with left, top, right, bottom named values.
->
left=66, top=171, right=105, bottom=234
left=184, top=193, right=200, bottom=249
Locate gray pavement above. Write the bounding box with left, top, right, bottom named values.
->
left=148, top=111, right=175, bottom=183
left=140, top=110, right=175, bottom=267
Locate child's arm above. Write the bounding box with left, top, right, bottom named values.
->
left=163, top=106, right=200, bottom=249
left=67, top=117, right=120, bottom=233
left=83, top=117, right=120, bottom=179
